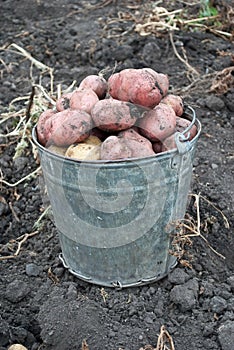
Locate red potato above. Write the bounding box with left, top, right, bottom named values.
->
left=161, top=134, right=177, bottom=152
left=79, top=75, right=108, bottom=99
left=176, top=117, right=197, bottom=140
left=37, top=109, right=56, bottom=146
left=161, top=117, right=197, bottom=152
left=101, top=136, right=132, bottom=160
left=69, top=87, right=99, bottom=114
left=100, top=129, right=155, bottom=160
left=45, top=109, right=93, bottom=147
left=153, top=141, right=163, bottom=154
left=108, top=68, right=169, bottom=108
left=118, top=127, right=149, bottom=142
left=43, top=109, right=73, bottom=143
left=91, top=99, right=147, bottom=132
left=122, top=141, right=155, bottom=159
left=138, top=103, right=177, bottom=142
left=161, top=94, right=184, bottom=117
left=56, top=92, right=73, bottom=112
left=142, top=68, right=169, bottom=97
left=118, top=128, right=155, bottom=158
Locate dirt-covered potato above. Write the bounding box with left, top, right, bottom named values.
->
left=69, top=87, right=99, bottom=114
left=176, top=117, right=197, bottom=140
left=65, top=143, right=101, bottom=161
left=56, top=92, right=73, bottom=112
left=138, top=103, right=176, bottom=142
left=100, top=136, right=132, bottom=160
left=100, top=129, right=155, bottom=160
left=118, top=128, right=155, bottom=158
left=108, top=68, right=169, bottom=108
left=37, top=109, right=56, bottom=146
left=118, top=127, right=155, bottom=157
left=162, top=117, right=197, bottom=152
left=161, top=94, right=184, bottom=116
left=45, top=109, right=92, bottom=146
left=142, top=68, right=169, bottom=97
left=161, top=134, right=176, bottom=152
left=91, top=98, right=147, bottom=132
left=79, top=75, right=108, bottom=99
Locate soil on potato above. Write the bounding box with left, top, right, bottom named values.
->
left=0, top=1, right=234, bottom=350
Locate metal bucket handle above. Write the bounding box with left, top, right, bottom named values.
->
left=175, top=105, right=196, bottom=155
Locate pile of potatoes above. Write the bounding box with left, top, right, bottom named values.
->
left=37, top=68, right=197, bottom=161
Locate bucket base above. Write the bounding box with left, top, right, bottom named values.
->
left=59, top=253, right=178, bottom=289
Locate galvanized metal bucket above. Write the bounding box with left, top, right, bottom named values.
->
left=32, top=106, right=201, bottom=288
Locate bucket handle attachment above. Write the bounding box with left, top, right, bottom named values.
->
left=175, top=105, right=196, bottom=155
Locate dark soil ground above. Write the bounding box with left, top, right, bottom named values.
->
left=0, top=1, right=234, bottom=350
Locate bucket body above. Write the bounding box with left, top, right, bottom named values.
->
left=33, top=108, right=201, bottom=288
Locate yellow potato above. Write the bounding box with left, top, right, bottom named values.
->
left=65, top=143, right=101, bottom=161
left=8, top=345, right=28, bottom=350
left=83, top=135, right=102, bottom=146
left=47, top=144, right=68, bottom=156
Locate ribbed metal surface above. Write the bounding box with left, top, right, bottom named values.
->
left=32, top=109, right=201, bottom=288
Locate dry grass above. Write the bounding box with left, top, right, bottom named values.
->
left=0, top=231, right=39, bottom=261
left=210, top=65, right=234, bottom=95
left=101, top=2, right=233, bottom=40
left=0, top=42, right=78, bottom=164
left=170, top=193, right=230, bottom=267
left=139, top=325, right=175, bottom=350
left=100, top=1, right=233, bottom=92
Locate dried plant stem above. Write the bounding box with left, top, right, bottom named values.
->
left=181, top=222, right=226, bottom=259
left=0, top=116, right=26, bottom=137
left=156, top=325, right=175, bottom=350
left=33, top=84, right=56, bottom=105
left=180, top=193, right=227, bottom=260
left=171, top=73, right=216, bottom=95
left=9, top=95, right=30, bottom=106
left=33, top=205, right=51, bottom=229
left=81, top=339, right=90, bottom=350
left=189, top=193, right=230, bottom=229
left=9, top=43, right=50, bottom=71
left=169, top=31, right=200, bottom=79
left=210, top=29, right=232, bottom=38
left=63, top=80, right=77, bottom=94
left=0, top=57, right=12, bottom=73
left=47, top=267, right=60, bottom=284
left=13, top=113, right=34, bottom=159
left=1, top=108, right=26, bottom=122
left=9, top=201, right=20, bottom=222
left=0, top=166, right=41, bottom=187
left=139, top=326, right=175, bottom=350
left=0, top=231, right=39, bottom=260
left=100, top=287, right=108, bottom=303
left=181, top=15, right=219, bottom=24
left=85, top=0, right=113, bottom=10
left=57, top=84, right=62, bottom=99
left=4, top=43, right=54, bottom=94
left=197, top=194, right=230, bottom=229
